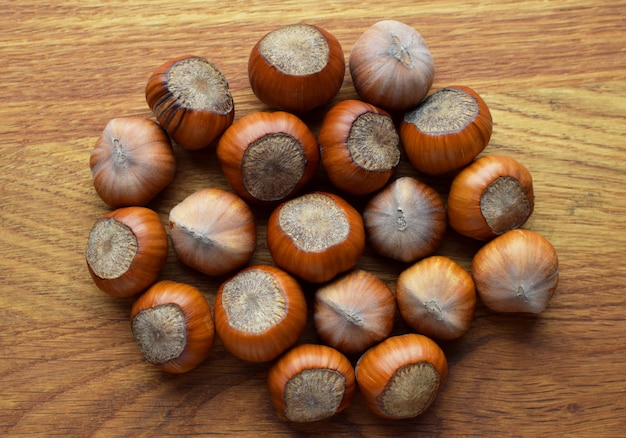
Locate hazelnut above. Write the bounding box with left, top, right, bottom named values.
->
left=145, top=55, right=234, bottom=150
left=266, top=192, right=365, bottom=283
left=318, top=99, right=401, bottom=195
left=267, top=344, right=356, bottom=422
left=214, top=265, right=307, bottom=362
left=248, top=24, right=345, bottom=113
left=130, top=280, right=215, bottom=374
left=349, top=20, right=434, bottom=111
left=472, top=229, right=559, bottom=314
left=86, top=206, right=168, bottom=298
left=448, top=155, right=534, bottom=240
left=363, top=176, right=446, bottom=263
left=168, top=188, right=256, bottom=276
left=90, top=116, right=176, bottom=208
left=400, top=86, right=493, bottom=175
left=217, top=111, right=320, bottom=203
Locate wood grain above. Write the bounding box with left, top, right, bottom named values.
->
left=1, top=0, right=625, bottom=436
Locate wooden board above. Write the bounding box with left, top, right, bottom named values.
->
left=1, top=0, right=625, bottom=435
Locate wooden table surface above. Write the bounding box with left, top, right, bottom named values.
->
left=2, top=1, right=625, bottom=436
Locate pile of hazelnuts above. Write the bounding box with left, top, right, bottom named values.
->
left=86, top=20, right=560, bottom=422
